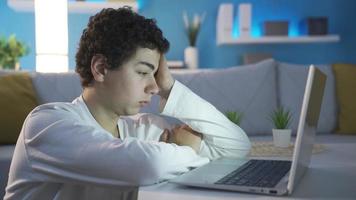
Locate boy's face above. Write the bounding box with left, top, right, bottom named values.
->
left=100, top=47, right=160, bottom=116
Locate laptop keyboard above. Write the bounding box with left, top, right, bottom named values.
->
left=215, top=159, right=291, bottom=188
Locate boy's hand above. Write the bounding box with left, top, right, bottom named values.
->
left=155, top=55, right=175, bottom=99
left=159, top=129, right=170, bottom=143
left=160, top=125, right=203, bottom=153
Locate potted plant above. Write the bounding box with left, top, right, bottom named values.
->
left=182, top=11, right=205, bottom=69
left=269, top=107, right=293, bottom=148
left=225, top=111, right=243, bottom=126
left=0, top=34, right=29, bottom=70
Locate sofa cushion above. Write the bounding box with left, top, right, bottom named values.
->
left=31, top=72, right=83, bottom=104
left=332, top=64, right=356, bottom=134
left=0, top=73, right=39, bottom=144
left=147, top=59, right=277, bottom=135
left=277, top=62, right=337, bottom=134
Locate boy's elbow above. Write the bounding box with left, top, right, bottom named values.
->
left=228, top=137, right=252, bottom=159
left=241, top=142, right=252, bottom=158
left=239, top=136, right=252, bottom=158
left=240, top=129, right=251, bottom=157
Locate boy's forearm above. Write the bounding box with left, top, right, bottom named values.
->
left=160, top=81, right=251, bottom=159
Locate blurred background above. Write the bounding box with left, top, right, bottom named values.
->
left=1, top=0, right=355, bottom=71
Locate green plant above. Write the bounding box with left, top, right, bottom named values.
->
left=225, top=111, right=243, bottom=126
left=182, top=11, right=205, bottom=46
left=0, top=34, right=29, bottom=69
left=269, top=107, right=293, bottom=129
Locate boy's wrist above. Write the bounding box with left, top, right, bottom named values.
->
left=170, top=125, right=202, bottom=153
left=159, top=79, right=175, bottom=99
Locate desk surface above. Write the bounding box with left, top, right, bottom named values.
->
left=138, top=136, right=356, bottom=200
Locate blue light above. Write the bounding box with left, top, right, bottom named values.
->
left=232, top=15, right=239, bottom=38
left=232, top=9, right=305, bottom=39
left=289, top=22, right=299, bottom=37
left=252, top=24, right=261, bottom=37
left=137, top=0, right=144, bottom=10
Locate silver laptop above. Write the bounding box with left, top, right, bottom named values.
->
left=170, top=65, right=326, bottom=196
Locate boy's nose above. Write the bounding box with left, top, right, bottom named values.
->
left=146, top=79, right=159, bottom=95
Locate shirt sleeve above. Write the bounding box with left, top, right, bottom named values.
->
left=22, top=105, right=209, bottom=186
left=161, top=81, right=251, bottom=160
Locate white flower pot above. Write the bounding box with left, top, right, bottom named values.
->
left=0, top=62, right=21, bottom=70
left=184, top=46, right=198, bottom=69
left=15, top=62, right=20, bottom=71
left=272, top=129, right=292, bottom=148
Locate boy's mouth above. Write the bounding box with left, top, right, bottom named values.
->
left=139, top=101, right=150, bottom=107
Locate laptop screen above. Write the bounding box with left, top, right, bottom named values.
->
left=287, top=65, right=326, bottom=194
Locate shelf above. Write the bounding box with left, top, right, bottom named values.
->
left=218, top=35, right=340, bottom=45
left=7, top=0, right=138, bottom=13
left=216, top=3, right=340, bottom=45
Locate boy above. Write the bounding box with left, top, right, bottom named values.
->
left=5, top=7, right=250, bottom=200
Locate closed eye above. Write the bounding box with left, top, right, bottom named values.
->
left=137, top=71, right=149, bottom=76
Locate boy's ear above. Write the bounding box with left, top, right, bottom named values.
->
left=91, top=54, right=108, bottom=82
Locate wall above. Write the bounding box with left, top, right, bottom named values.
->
left=1, top=0, right=355, bottom=71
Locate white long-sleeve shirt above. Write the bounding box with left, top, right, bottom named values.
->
left=5, top=81, right=250, bottom=200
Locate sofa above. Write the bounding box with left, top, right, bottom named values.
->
left=1, top=59, right=355, bottom=198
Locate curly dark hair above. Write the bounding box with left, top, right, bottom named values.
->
left=75, top=7, right=170, bottom=87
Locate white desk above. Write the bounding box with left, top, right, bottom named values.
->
left=138, top=136, right=356, bottom=200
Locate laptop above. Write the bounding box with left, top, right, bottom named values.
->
left=170, top=65, right=327, bottom=196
